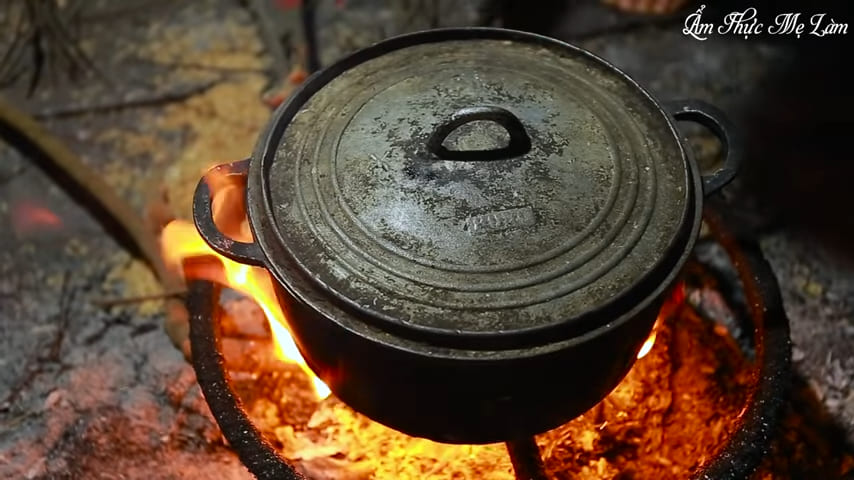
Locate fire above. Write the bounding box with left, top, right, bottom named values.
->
left=160, top=171, right=330, bottom=399
left=636, top=330, right=657, bottom=359
left=637, top=283, right=684, bottom=360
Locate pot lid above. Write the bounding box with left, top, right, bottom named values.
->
left=259, top=29, right=694, bottom=347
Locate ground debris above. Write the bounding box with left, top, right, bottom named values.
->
left=538, top=306, right=751, bottom=479
left=225, top=336, right=514, bottom=480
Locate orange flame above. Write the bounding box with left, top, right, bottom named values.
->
left=637, top=283, right=684, bottom=360
left=636, top=330, right=657, bottom=359
left=160, top=171, right=330, bottom=399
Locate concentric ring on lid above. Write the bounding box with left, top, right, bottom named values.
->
left=261, top=32, right=691, bottom=345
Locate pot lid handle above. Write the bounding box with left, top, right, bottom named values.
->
left=426, top=106, right=532, bottom=161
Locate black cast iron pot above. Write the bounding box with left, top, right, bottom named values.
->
left=192, top=27, right=743, bottom=444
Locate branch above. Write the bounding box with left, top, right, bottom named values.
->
left=31, top=80, right=217, bottom=119
left=0, top=96, right=188, bottom=352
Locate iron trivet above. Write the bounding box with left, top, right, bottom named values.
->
left=185, top=208, right=790, bottom=480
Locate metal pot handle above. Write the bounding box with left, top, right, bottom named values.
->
left=665, top=100, right=743, bottom=195
left=427, top=106, right=532, bottom=161
left=192, top=159, right=266, bottom=267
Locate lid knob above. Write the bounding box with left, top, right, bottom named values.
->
left=426, top=106, right=532, bottom=162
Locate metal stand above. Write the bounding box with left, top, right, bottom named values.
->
left=186, top=209, right=789, bottom=480
left=505, top=437, right=549, bottom=480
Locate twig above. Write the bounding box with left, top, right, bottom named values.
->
left=47, top=270, right=73, bottom=361
left=39, top=0, right=112, bottom=87
left=1, top=0, right=120, bottom=94
left=32, top=80, right=218, bottom=119
left=0, top=2, right=29, bottom=85
left=26, top=1, right=44, bottom=96
left=301, top=0, right=320, bottom=73
left=0, top=32, right=31, bottom=88
left=77, top=0, right=180, bottom=24
left=0, top=270, right=73, bottom=412
left=131, top=56, right=268, bottom=74
left=243, top=0, right=291, bottom=81
left=0, top=96, right=188, bottom=353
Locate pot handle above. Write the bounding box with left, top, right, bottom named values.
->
left=665, top=100, right=743, bottom=195
left=427, top=106, right=532, bottom=161
left=192, top=159, right=266, bottom=267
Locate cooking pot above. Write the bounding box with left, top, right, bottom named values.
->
left=192, top=27, right=742, bottom=444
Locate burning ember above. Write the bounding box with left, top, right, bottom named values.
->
left=636, top=282, right=684, bottom=361
left=160, top=168, right=330, bottom=399
left=10, top=201, right=63, bottom=237
left=636, top=330, right=657, bottom=360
